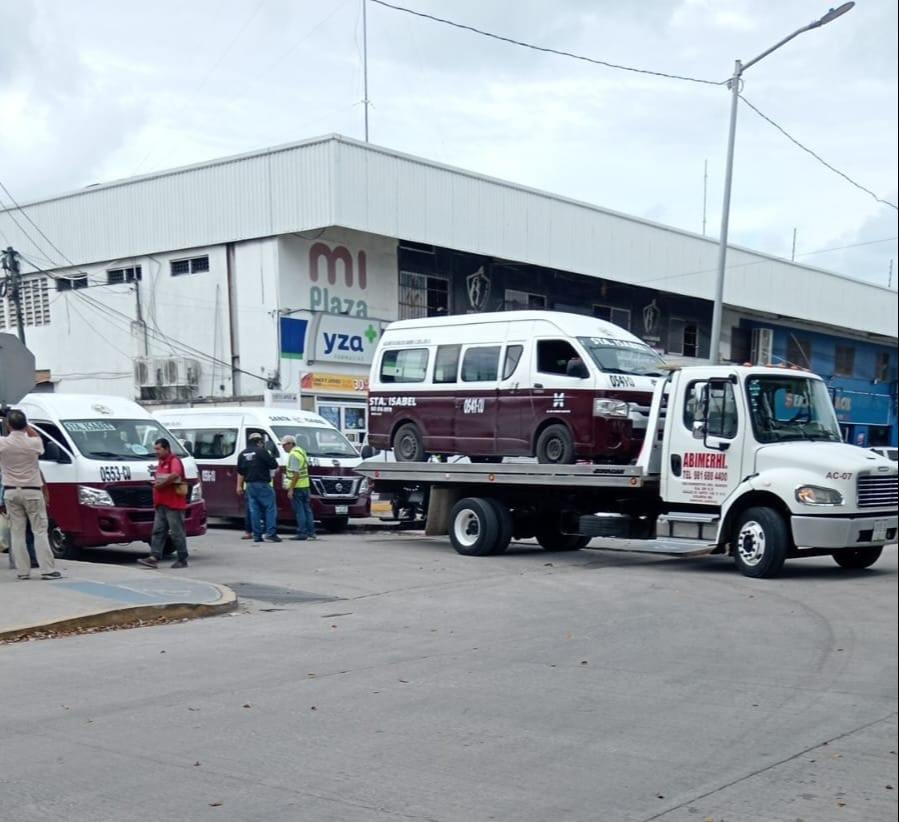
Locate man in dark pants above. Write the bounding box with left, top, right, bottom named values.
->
left=236, top=433, right=281, bottom=543
left=138, top=438, right=189, bottom=569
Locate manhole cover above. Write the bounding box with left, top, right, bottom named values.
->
left=225, top=583, right=340, bottom=605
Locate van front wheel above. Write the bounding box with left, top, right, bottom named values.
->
left=49, top=521, right=80, bottom=560
left=535, top=424, right=575, bottom=464
left=394, top=424, right=426, bottom=462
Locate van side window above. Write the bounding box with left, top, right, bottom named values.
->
left=503, top=345, right=523, bottom=380
left=190, top=429, right=238, bottom=458
left=537, top=340, right=580, bottom=375
left=434, top=345, right=461, bottom=384
left=461, top=346, right=500, bottom=382
left=33, top=422, right=72, bottom=462
left=380, top=349, right=429, bottom=383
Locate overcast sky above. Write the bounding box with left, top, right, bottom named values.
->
left=2, top=0, right=897, bottom=287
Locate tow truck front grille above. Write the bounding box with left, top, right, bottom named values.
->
left=857, top=474, right=898, bottom=509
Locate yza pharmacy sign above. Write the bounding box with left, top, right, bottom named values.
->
left=308, top=314, right=382, bottom=366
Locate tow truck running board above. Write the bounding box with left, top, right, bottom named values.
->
left=590, top=538, right=718, bottom=557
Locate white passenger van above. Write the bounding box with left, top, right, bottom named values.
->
left=153, top=407, right=372, bottom=532
left=11, top=393, right=207, bottom=558
left=367, top=311, right=666, bottom=464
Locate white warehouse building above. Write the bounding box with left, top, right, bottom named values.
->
left=2, top=134, right=896, bottom=447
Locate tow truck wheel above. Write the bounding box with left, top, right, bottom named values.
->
left=535, top=424, right=575, bottom=464
left=831, top=547, right=883, bottom=570
left=448, top=497, right=500, bottom=556
left=486, top=499, right=513, bottom=555
left=394, top=423, right=426, bottom=462
left=48, top=520, right=80, bottom=560
left=732, top=507, right=788, bottom=578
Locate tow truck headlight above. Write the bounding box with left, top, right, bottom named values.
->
left=795, top=485, right=843, bottom=506
left=593, top=399, right=629, bottom=418
left=78, top=485, right=114, bottom=507
left=359, top=477, right=371, bottom=495
left=191, top=481, right=203, bottom=503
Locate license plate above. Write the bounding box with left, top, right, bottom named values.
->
left=872, top=520, right=887, bottom=541
left=335, top=505, right=348, bottom=515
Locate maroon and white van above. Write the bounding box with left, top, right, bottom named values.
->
left=12, top=393, right=207, bottom=558
left=153, top=407, right=371, bottom=532
left=366, top=311, right=667, bottom=464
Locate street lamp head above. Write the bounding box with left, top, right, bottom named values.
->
left=810, top=2, right=855, bottom=29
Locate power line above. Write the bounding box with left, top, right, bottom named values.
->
left=370, top=0, right=724, bottom=86
left=795, top=236, right=898, bottom=258
left=739, top=94, right=898, bottom=212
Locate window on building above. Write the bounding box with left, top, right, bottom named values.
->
left=3, top=278, right=51, bottom=330
left=55, top=274, right=88, bottom=292
left=461, top=346, right=500, bottom=382
left=730, top=327, right=751, bottom=363
left=505, top=289, right=546, bottom=311
left=170, top=256, right=209, bottom=276
left=835, top=345, right=855, bottom=377
left=593, top=304, right=631, bottom=330
left=667, top=319, right=698, bottom=357
left=434, top=345, right=460, bottom=384
left=398, top=271, right=449, bottom=319
left=786, top=336, right=811, bottom=369
left=107, top=266, right=142, bottom=285
left=379, top=348, right=429, bottom=383
left=875, top=351, right=890, bottom=382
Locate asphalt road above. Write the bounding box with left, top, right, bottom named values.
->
left=3, top=524, right=897, bottom=822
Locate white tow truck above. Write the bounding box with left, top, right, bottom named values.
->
left=357, top=366, right=898, bottom=578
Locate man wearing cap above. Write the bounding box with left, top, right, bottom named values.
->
left=281, top=435, right=317, bottom=541
left=236, top=433, right=281, bottom=543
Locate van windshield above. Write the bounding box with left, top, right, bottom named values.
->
left=61, top=419, right=188, bottom=460
left=578, top=337, right=666, bottom=376
left=271, top=426, right=358, bottom=459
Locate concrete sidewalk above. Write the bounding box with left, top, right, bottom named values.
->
left=0, top=558, right=237, bottom=641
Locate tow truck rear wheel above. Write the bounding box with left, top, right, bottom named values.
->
left=732, top=507, right=788, bottom=578
left=485, top=498, right=513, bottom=555
left=49, top=520, right=80, bottom=560
left=831, top=547, right=883, bottom=570
left=448, top=497, right=499, bottom=556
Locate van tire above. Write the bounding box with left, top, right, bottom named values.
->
left=535, top=424, right=575, bottom=464
left=322, top=516, right=349, bottom=533
left=49, top=521, right=80, bottom=560
left=831, top=547, right=882, bottom=570
left=731, top=507, right=788, bottom=578
left=448, top=497, right=500, bottom=556
left=536, top=529, right=590, bottom=551
left=394, top=423, right=426, bottom=462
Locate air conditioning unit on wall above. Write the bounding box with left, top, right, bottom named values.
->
left=750, top=327, right=773, bottom=366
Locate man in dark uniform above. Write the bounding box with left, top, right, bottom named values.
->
left=236, top=433, right=281, bottom=543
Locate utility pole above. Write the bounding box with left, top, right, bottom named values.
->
left=1, top=246, right=26, bottom=346
left=362, top=0, right=370, bottom=142
left=791, top=228, right=797, bottom=261
left=702, top=159, right=708, bottom=236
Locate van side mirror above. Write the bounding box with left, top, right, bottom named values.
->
left=361, top=445, right=378, bottom=459
left=565, top=358, right=589, bottom=379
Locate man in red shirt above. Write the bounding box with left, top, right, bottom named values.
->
left=138, top=437, right=189, bottom=569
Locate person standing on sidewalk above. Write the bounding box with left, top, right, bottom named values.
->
left=1, top=467, right=41, bottom=570
left=0, top=410, right=60, bottom=580
left=138, top=438, right=190, bottom=569
left=236, top=433, right=281, bottom=543
left=281, top=435, right=317, bottom=541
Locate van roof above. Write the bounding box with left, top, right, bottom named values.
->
left=153, top=407, right=336, bottom=428
left=381, top=310, right=646, bottom=343
left=16, top=393, right=154, bottom=420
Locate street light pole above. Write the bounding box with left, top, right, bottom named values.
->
left=708, top=2, right=855, bottom=364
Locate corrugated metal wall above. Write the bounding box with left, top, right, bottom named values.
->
left=2, top=135, right=894, bottom=339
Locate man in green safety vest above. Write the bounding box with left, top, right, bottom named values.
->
left=281, top=434, right=318, bottom=541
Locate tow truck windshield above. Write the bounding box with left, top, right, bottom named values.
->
left=746, top=376, right=842, bottom=444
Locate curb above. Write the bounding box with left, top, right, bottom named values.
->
left=0, top=583, right=238, bottom=642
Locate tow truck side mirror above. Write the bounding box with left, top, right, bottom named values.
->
left=692, top=420, right=706, bottom=440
